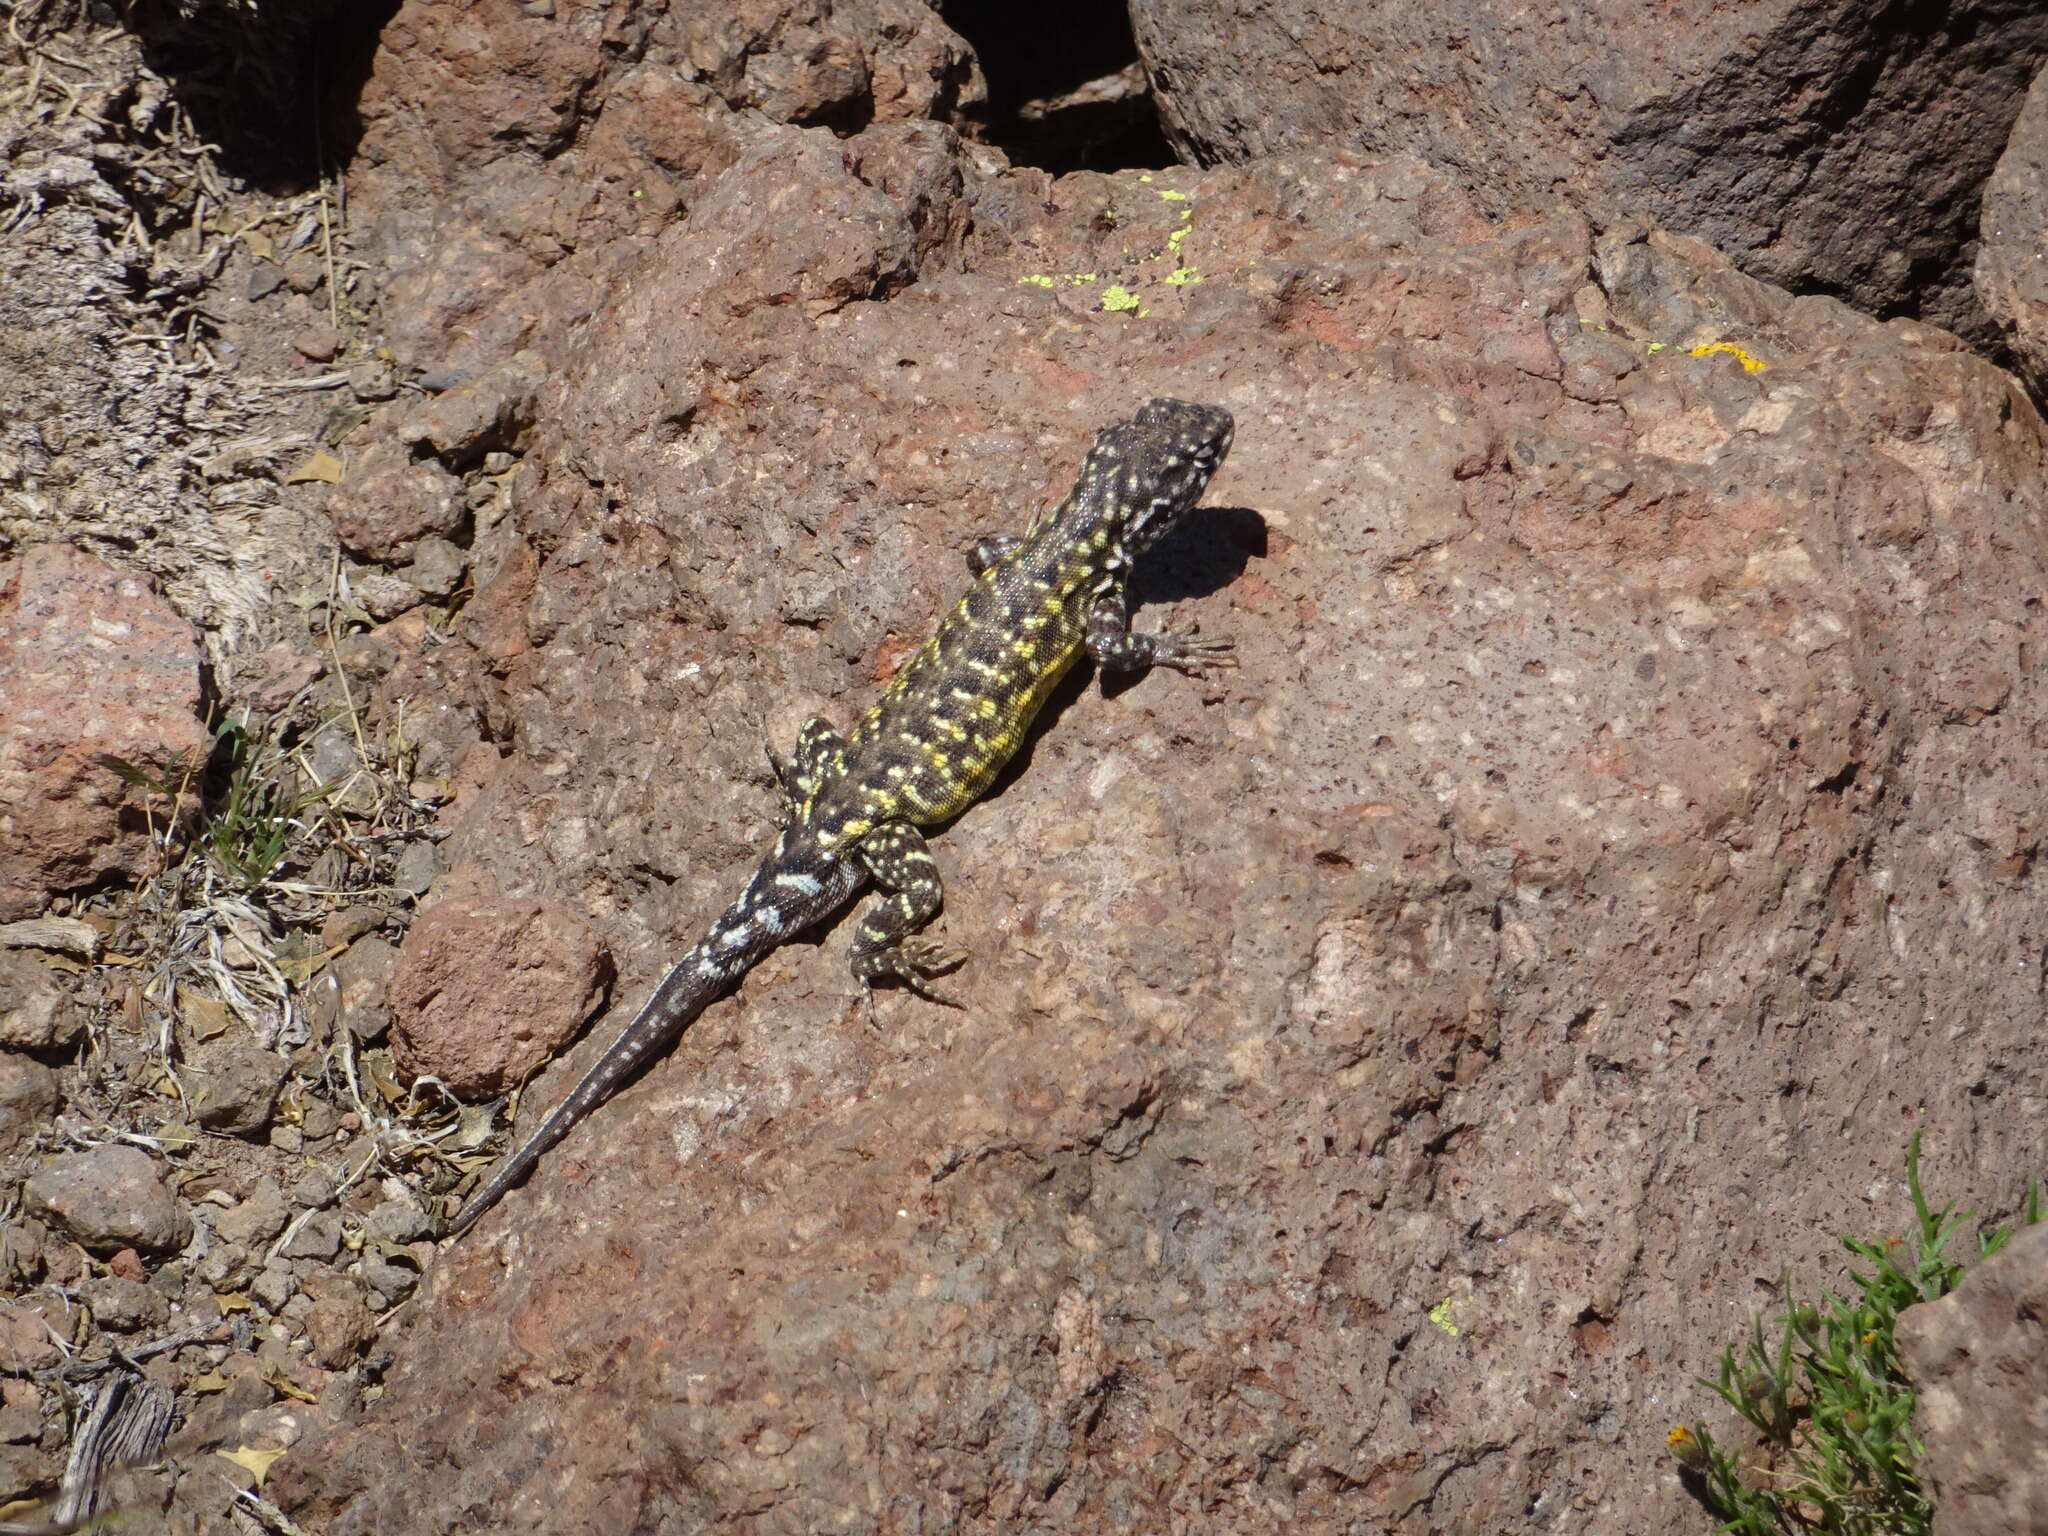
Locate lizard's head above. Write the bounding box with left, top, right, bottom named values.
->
left=1085, top=398, right=1234, bottom=562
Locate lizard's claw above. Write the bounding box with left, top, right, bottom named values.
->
left=1157, top=632, right=1237, bottom=675
left=857, top=939, right=966, bottom=1021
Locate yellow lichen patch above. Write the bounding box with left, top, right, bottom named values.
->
left=1100, top=286, right=1145, bottom=314
left=1688, top=340, right=1767, bottom=372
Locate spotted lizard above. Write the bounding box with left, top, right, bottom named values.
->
left=447, top=397, right=1236, bottom=1236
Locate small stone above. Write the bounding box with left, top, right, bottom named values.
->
left=282, top=255, right=323, bottom=294
left=404, top=536, right=467, bottom=598
left=25, top=1145, right=192, bottom=1255
left=391, top=841, right=439, bottom=896
left=213, top=1179, right=288, bottom=1247
left=196, top=1241, right=253, bottom=1290
left=0, top=1054, right=59, bottom=1153
left=147, top=1259, right=185, bottom=1299
left=334, top=935, right=399, bottom=1043
left=0, top=1300, right=64, bottom=1371
left=0, top=1381, right=42, bottom=1443
left=415, top=368, right=468, bottom=394
left=391, top=893, right=613, bottom=1096
left=107, top=1247, right=145, bottom=1282
left=300, top=1272, right=373, bottom=1368
left=306, top=722, right=361, bottom=789
left=288, top=1171, right=336, bottom=1210
left=353, top=570, right=420, bottom=621
left=360, top=1200, right=428, bottom=1246
left=360, top=1251, right=419, bottom=1304
left=0, top=1225, right=42, bottom=1288
left=249, top=1262, right=296, bottom=1312
left=185, top=1042, right=290, bottom=1138
left=318, top=907, right=385, bottom=949
left=331, top=629, right=398, bottom=680
left=245, top=263, right=285, bottom=301
left=291, top=324, right=344, bottom=363
left=268, top=1124, right=304, bottom=1154
left=82, top=1273, right=169, bottom=1332
left=0, top=1442, right=57, bottom=1504
left=279, top=1210, right=341, bottom=1262
left=348, top=361, right=400, bottom=403
left=0, top=951, right=85, bottom=1051
left=327, top=443, right=466, bottom=561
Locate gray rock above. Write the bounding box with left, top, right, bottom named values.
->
left=249, top=1261, right=296, bottom=1312
left=390, top=840, right=440, bottom=896
left=185, top=1042, right=289, bottom=1138
left=0, top=1054, right=59, bottom=1152
left=1897, top=1220, right=2048, bottom=1536
left=359, top=1199, right=429, bottom=1246
left=25, top=1146, right=191, bottom=1256
left=0, top=952, right=84, bottom=1051
left=81, top=1273, right=169, bottom=1332
left=278, top=1210, right=342, bottom=1262
left=333, top=935, right=399, bottom=1043
left=404, top=535, right=467, bottom=598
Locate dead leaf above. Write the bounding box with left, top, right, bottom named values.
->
left=286, top=448, right=344, bottom=485
left=215, top=1445, right=285, bottom=1485
left=187, top=1370, right=232, bottom=1393
left=214, top=1292, right=252, bottom=1314
left=179, top=990, right=233, bottom=1042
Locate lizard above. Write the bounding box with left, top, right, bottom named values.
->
left=446, top=397, right=1236, bottom=1237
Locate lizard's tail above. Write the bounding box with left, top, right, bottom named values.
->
left=446, top=830, right=862, bottom=1236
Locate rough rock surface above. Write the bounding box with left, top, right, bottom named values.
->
left=0, top=1056, right=58, bottom=1154
left=25, top=1145, right=192, bottom=1256
left=1979, top=61, right=2048, bottom=395
left=0, top=951, right=86, bottom=1052
left=1897, top=1220, right=2048, bottom=1536
left=275, top=114, right=2048, bottom=1534
left=1130, top=0, right=2048, bottom=342
left=0, top=546, right=210, bottom=920
left=342, top=0, right=986, bottom=378
left=389, top=890, right=613, bottom=1096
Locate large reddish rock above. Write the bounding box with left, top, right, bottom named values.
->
left=1130, top=0, right=2048, bottom=342
left=0, top=546, right=209, bottom=919
left=275, top=123, right=2048, bottom=1535
left=1979, top=61, right=2048, bottom=394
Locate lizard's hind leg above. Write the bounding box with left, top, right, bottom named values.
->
left=849, top=821, right=965, bottom=1019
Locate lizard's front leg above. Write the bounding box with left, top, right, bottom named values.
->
left=1086, top=586, right=1236, bottom=674
left=848, top=821, right=965, bottom=1019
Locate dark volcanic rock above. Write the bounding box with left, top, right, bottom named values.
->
left=1130, top=0, right=2048, bottom=343
left=1979, top=61, right=2048, bottom=395
left=1897, top=1220, right=2048, bottom=1536
left=274, top=116, right=2048, bottom=1536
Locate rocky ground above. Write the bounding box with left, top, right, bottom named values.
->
left=2, top=2, right=2046, bottom=1533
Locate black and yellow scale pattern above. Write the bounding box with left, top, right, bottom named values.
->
left=449, top=398, right=1235, bottom=1236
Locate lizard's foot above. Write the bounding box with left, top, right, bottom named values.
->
left=854, top=938, right=967, bottom=1021
left=1153, top=631, right=1237, bottom=675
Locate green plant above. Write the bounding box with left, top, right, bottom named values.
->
left=195, top=719, right=337, bottom=887
left=1672, top=1135, right=2041, bottom=1535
